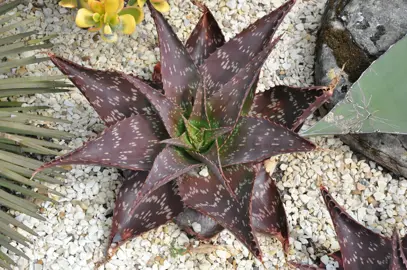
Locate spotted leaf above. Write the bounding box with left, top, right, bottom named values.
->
left=251, top=166, right=289, bottom=252
left=108, top=171, right=183, bottom=254
left=50, top=55, right=154, bottom=127
left=147, top=1, right=200, bottom=107
left=125, top=74, right=183, bottom=138
left=207, top=37, right=281, bottom=127
left=390, top=231, right=407, bottom=270
left=249, top=86, right=331, bottom=131
left=321, top=186, right=392, bottom=269
left=178, top=164, right=262, bottom=260
left=220, top=117, right=315, bottom=166
left=185, top=2, right=225, bottom=66
left=200, top=0, right=296, bottom=97
left=128, top=147, right=200, bottom=214
left=35, top=115, right=167, bottom=172
left=174, top=208, right=224, bottom=240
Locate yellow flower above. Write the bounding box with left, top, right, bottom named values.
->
left=74, top=0, right=144, bottom=42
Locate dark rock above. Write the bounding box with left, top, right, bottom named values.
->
left=174, top=208, right=224, bottom=240
left=315, top=0, right=407, bottom=177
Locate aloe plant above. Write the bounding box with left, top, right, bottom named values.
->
left=302, top=34, right=407, bottom=137
left=291, top=187, right=407, bottom=270
left=34, top=0, right=335, bottom=261
left=0, top=0, right=73, bottom=268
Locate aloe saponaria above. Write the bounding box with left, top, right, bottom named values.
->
left=36, top=0, right=333, bottom=260
left=291, top=187, right=407, bottom=270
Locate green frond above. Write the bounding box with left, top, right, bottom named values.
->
left=0, top=0, right=73, bottom=267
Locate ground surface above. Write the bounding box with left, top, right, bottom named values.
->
left=6, top=0, right=407, bottom=269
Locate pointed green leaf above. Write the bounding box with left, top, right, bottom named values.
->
left=302, top=35, right=407, bottom=136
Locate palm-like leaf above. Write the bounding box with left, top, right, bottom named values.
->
left=0, top=0, right=72, bottom=267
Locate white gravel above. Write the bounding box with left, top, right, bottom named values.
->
left=5, top=0, right=407, bottom=269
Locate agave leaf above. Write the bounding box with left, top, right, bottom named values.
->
left=108, top=171, right=183, bottom=253
left=35, top=115, right=167, bottom=173
left=220, top=117, right=315, bottom=166
left=321, top=186, right=392, bottom=269
left=178, top=164, right=262, bottom=260
left=207, top=36, right=281, bottom=127
left=127, top=147, right=200, bottom=211
left=175, top=208, right=224, bottom=240
left=201, top=0, right=296, bottom=97
left=302, top=35, right=407, bottom=136
left=125, top=74, right=184, bottom=138
left=186, top=2, right=225, bottom=66
left=249, top=86, right=331, bottom=131
left=50, top=55, right=155, bottom=127
left=251, top=165, right=289, bottom=251
left=147, top=2, right=200, bottom=107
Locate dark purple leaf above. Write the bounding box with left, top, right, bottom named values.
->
left=207, top=37, right=281, bottom=127
left=128, top=147, right=200, bottom=214
left=200, top=0, right=296, bottom=97
left=161, top=133, right=193, bottom=150
left=249, top=86, right=331, bottom=130
left=147, top=2, right=200, bottom=107
left=175, top=208, right=224, bottom=240
left=152, top=62, right=162, bottom=85
left=107, top=171, right=183, bottom=255
left=188, top=149, right=238, bottom=200
left=125, top=74, right=183, bottom=138
left=186, top=1, right=225, bottom=66
left=321, top=186, right=392, bottom=269
left=34, top=115, right=167, bottom=173
left=220, top=117, right=315, bottom=166
left=178, top=164, right=262, bottom=260
left=188, top=84, right=207, bottom=123
left=327, top=251, right=344, bottom=270
left=390, top=230, right=407, bottom=270
left=203, top=127, right=233, bottom=143
left=251, top=165, right=289, bottom=252
left=50, top=55, right=154, bottom=127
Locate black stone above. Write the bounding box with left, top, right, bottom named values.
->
left=315, top=0, right=407, bottom=177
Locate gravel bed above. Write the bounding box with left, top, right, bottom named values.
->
left=5, top=0, right=407, bottom=269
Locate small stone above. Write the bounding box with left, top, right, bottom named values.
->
left=216, top=249, right=231, bottom=259
left=191, top=222, right=201, bottom=233
left=373, top=192, right=386, bottom=201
